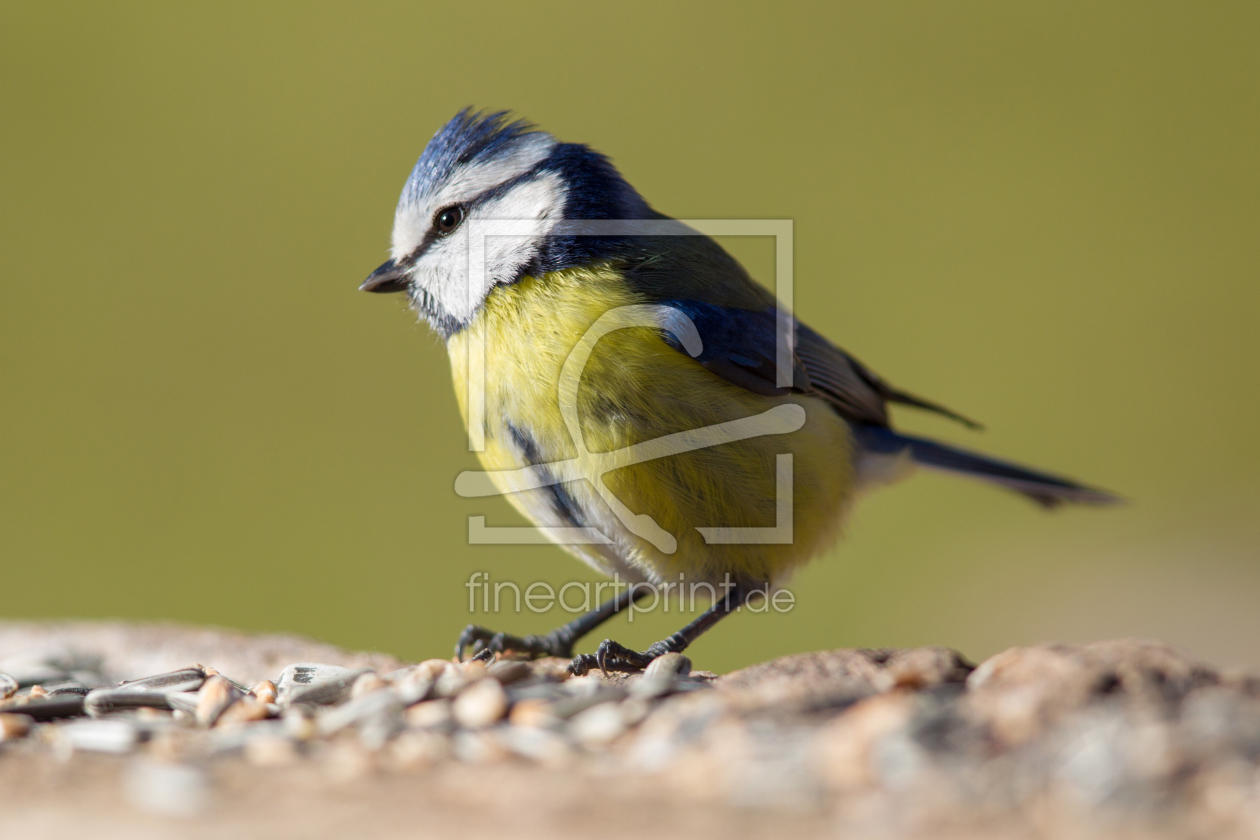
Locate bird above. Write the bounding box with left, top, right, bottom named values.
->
left=360, top=108, right=1117, bottom=675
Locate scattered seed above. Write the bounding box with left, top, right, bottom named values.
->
left=118, top=666, right=207, bottom=695
left=195, top=676, right=242, bottom=727
left=0, top=712, right=33, bottom=740
left=452, top=679, right=509, bottom=729
left=85, top=689, right=175, bottom=717
left=277, top=664, right=369, bottom=706
left=250, top=680, right=278, bottom=705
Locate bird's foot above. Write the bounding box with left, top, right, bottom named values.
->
left=568, top=639, right=674, bottom=676
left=455, top=624, right=574, bottom=662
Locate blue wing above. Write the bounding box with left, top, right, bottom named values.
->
left=657, top=299, right=977, bottom=429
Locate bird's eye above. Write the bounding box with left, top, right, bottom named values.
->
left=434, top=205, right=464, bottom=236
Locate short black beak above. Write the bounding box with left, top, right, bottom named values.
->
left=360, top=259, right=409, bottom=293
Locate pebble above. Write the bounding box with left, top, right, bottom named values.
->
left=452, top=679, right=509, bottom=729
left=0, top=673, right=18, bottom=699
left=277, top=663, right=369, bottom=706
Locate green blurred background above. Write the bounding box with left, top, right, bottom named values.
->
left=2, top=2, right=1257, bottom=674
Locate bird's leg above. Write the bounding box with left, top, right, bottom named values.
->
left=455, top=586, right=650, bottom=662
left=569, top=583, right=747, bottom=675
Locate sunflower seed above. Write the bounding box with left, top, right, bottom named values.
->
left=452, top=679, right=509, bottom=729
left=277, top=663, right=369, bottom=706
left=118, top=666, right=207, bottom=694
left=85, top=689, right=174, bottom=717
left=9, top=696, right=86, bottom=721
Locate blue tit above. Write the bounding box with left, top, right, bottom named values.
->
left=361, top=109, right=1117, bottom=674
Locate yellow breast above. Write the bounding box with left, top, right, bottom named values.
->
left=447, top=264, right=854, bottom=588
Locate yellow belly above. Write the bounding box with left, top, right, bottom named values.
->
left=448, top=264, right=854, bottom=588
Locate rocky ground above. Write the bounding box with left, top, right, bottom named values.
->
left=4, top=622, right=1260, bottom=839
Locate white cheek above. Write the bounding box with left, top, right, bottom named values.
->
left=412, top=172, right=567, bottom=325
left=475, top=172, right=566, bottom=290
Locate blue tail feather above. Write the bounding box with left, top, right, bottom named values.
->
left=852, top=426, right=1119, bottom=509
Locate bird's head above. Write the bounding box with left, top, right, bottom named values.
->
left=361, top=109, right=651, bottom=336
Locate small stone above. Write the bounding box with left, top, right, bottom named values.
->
left=405, top=699, right=453, bottom=729
left=0, top=712, right=33, bottom=740
left=0, top=673, right=18, bottom=699
left=277, top=663, right=370, bottom=706
left=196, top=676, right=242, bottom=727
left=60, top=719, right=139, bottom=753
left=452, top=679, right=509, bottom=729
left=28, top=685, right=49, bottom=699
left=250, top=680, right=278, bottom=705
left=244, top=734, right=299, bottom=767
left=351, top=671, right=388, bottom=700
